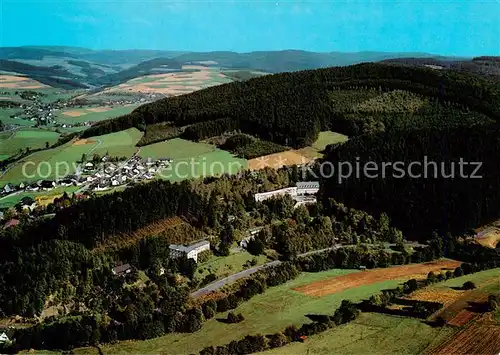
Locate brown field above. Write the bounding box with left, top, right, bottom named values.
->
left=63, top=110, right=87, bottom=117
left=407, top=288, right=467, bottom=305
left=86, top=107, right=112, bottom=113
left=93, top=65, right=230, bottom=97
left=0, top=75, right=49, bottom=89
left=447, top=309, right=478, bottom=327
left=248, top=150, right=312, bottom=170
left=476, top=229, right=500, bottom=248
left=432, top=290, right=489, bottom=323
left=430, top=316, right=500, bottom=355
left=293, top=260, right=461, bottom=297
left=72, top=138, right=96, bottom=146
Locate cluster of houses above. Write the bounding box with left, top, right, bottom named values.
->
left=254, top=181, right=320, bottom=208
left=82, top=155, right=171, bottom=191
left=1, top=156, right=172, bottom=202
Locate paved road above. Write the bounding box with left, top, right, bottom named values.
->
left=190, top=241, right=426, bottom=298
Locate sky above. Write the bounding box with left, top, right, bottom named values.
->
left=1, top=0, right=499, bottom=56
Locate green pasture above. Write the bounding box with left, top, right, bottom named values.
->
left=84, top=269, right=414, bottom=354
left=139, top=138, right=215, bottom=160
left=0, top=128, right=60, bottom=157
left=297, top=131, right=348, bottom=159
left=55, top=104, right=141, bottom=124
left=90, top=128, right=143, bottom=157
left=161, top=150, right=247, bottom=181
left=0, top=108, right=34, bottom=127
left=1, top=128, right=142, bottom=185
left=263, top=313, right=456, bottom=355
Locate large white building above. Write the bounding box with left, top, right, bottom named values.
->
left=254, top=187, right=298, bottom=202
left=254, top=181, right=320, bottom=202
left=169, top=240, right=210, bottom=262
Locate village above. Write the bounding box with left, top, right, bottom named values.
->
left=1, top=90, right=162, bottom=131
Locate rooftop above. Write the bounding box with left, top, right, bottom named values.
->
left=296, top=181, right=320, bottom=189
left=170, top=240, right=209, bottom=253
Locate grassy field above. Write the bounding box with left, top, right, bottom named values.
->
left=139, top=138, right=215, bottom=160
left=0, top=128, right=60, bottom=158
left=0, top=107, right=34, bottom=127
left=54, top=104, right=141, bottom=124
left=296, top=131, right=348, bottom=159
left=429, top=268, right=500, bottom=292
left=1, top=128, right=142, bottom=185
left=262, top=312, right=456, bottom=355
left=77, top=269, right=415, bottom=354
left=0, top=186, right=79, bottom=209
left=139, top=138, right=247, bottom=181
left=90, top=128, right=143, bottom=157
left=197, top=251, right=269, bottom=281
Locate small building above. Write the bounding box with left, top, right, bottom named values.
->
left=20, top=196, right=37, bottom=211
left=169, top=240, right=210, bottom=262
left=296, top=181, right=320, bottom=195
left=112, top=264, right=132, bottom=276
left=2, top=184, right=13, bottom=194
left=0, top=332, right=9, bottom=344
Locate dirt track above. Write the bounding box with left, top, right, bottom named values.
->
left=293, top=260, right=461, bottom=297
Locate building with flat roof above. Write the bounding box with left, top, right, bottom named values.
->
left=169, top=240, right=210, bottom=262
left=296, top=181, right=320, bottom=195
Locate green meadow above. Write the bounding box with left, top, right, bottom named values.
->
left=139, top=138, right=247, bottom=181
left=76, top=269, right=411, bottom=354
left=0, top=128, right=60, bottom=158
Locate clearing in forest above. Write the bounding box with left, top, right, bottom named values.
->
left=293, top=260, right=461, bottom=297
left=248, top=150, right=311, bottom=170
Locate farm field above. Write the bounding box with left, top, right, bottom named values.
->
left=0, top=75, right=49, bottom=89
left=407, top=268, right=500, bottom=324
left=248, top=150, right=311, bottom=170
left=0, top=128, right=60, bottom=158
left=96, top=65, right=233, bottom=96
left=295, top=130, right=348, bottom=159
left=54, top=104, right=141, bottom=124
left=75, top=265, right=437, bottom=354
left=1, top=128, right=142, bottom=185
left=294, top=259, right=461, bottom=297
left=262, top=312, right=456, bottom=355
left=139, top=138, right=247, bottom=181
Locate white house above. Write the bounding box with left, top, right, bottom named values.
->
left=296, top=181, right=320, bottom=195
left=169, top=240, right=210, bottom=262
left=0, top=332, right=10, bottom=344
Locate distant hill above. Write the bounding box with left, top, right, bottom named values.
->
left=381, top=56, right=500, bottom=81
left=0, top=46, right=491, bottom=89
left=0, top=59, right=88, bottom=89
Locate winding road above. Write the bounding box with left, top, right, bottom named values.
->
left=190, top=242, right=425, bottom=298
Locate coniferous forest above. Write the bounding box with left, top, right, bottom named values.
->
left=2, top=62, right=500, bottom=352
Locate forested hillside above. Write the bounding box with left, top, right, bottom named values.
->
left=320, top=125, right=500, bottom=238
left=82, top=63, right=500, bottom=147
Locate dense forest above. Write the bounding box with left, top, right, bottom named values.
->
left=320, top=125, right=500, bottom=238
left=82, top=63, right=500, bottom=147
